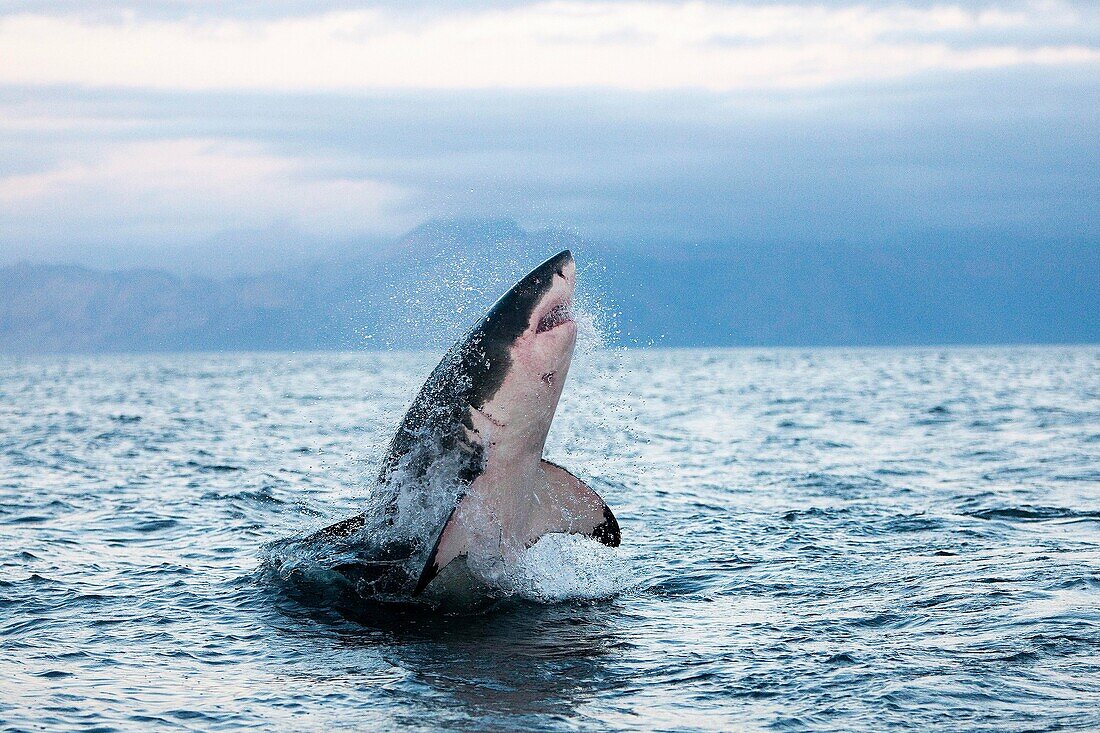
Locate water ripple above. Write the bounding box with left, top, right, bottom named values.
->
left=1, top=347, right=1098, bottom=731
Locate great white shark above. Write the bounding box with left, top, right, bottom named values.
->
left=309, top=250, right=619, bottom=605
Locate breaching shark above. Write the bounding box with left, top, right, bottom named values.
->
left=306, top=250, right=619, bottom=606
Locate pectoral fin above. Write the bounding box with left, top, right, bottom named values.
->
left=413, top=462, right=620, bottom=596
left=539, top=460, right=621, bottom=547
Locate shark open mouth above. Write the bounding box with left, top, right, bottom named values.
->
left=536, top=300, right=573, bottom=333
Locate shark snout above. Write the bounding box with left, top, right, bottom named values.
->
left=532, top=252, right=576, bottom=335
left=552, top=251, right=576, bottom=281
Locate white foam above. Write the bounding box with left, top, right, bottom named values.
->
left=503, top=533, right=636, bottom=603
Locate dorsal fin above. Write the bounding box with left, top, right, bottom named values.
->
left=309, top=513, right=365, bottom=541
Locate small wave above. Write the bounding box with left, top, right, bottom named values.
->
left=132, top=518, right=179, bottom=533
left=963, top=506, right=1100, bottom=522
left=182, top=460, right=244, bottom=473
left=788, top=472, right=886, bottom=498
left=10, top=514, right=50, bottom=524
left=200, top=486, right=285, bottom=505
left=782, top=506, right=850, bottom=522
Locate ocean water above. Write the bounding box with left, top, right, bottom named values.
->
left=1, top=346, right=1098, bottom=732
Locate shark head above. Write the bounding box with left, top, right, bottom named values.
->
left=378, top=250, right=579, bottom=484
left=464, top=249, right=578, bottom=457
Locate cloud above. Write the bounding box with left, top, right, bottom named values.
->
left=1, top=69, right=1095, bottom=268
left=0, top=138, right=412, bottom=243
left=0, top=2, right=1095, bottom=271
left=0, top=1, right=1096, bottom=92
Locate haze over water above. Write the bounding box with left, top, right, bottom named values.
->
left=2, top=346, right=1098, bottom=731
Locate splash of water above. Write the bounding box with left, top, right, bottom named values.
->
left=505, top=534, right=637, bottom=603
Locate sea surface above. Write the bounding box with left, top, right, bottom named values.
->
left=1, top=346, right=1099, bottom=732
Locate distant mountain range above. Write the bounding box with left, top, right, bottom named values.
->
left=1, top=220, right=1097, bottom=353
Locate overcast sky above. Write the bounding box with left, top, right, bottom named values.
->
left=0, top=0, right=1097, bottom=272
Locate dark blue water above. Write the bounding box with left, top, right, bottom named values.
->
left=2, top=347, right=1098, bottom=731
